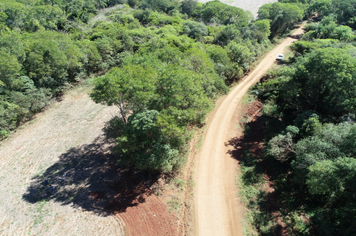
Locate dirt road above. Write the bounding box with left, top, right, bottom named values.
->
left=194, top=24, right=305, bottom=236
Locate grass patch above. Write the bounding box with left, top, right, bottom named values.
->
left=172, top=178, right=186, bottom=191
left=167, top=196, right=182, bottom=213
left=32, top=199, right=49, bottom=228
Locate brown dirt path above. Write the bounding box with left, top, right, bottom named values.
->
left=193, top=24, right=306, bottom=236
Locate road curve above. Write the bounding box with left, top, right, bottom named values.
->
left=194, top=24, right=306, bottom=236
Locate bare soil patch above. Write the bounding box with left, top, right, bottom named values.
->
left=0, top=82, right=178, bottom=236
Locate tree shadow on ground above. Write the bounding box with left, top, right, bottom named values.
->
left=23, top=117, right=158, bottom=216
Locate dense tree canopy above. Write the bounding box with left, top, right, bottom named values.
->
left=258, top=2, right=303, bottom=37
left=250, top=3, right=356, bottom=233
left=0, top=0, right=277, bottom=170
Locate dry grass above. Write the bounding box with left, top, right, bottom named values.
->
left=0, top=82, right=124, bottom=236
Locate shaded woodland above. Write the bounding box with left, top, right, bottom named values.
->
left=239, top=0, right=356, bottom=235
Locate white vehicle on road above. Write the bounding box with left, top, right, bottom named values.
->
left=276, top=54, right=284, bottom=61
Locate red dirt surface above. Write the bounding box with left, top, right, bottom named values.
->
left=238, top=100, right=288, bottom=236
left=117, top=194, right=178, bottom=236
left=193, top=23, right=306, bottom=236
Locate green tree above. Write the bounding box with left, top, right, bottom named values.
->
left=306, top=157, right=356, bottom=235
left=22, top=30, right=83, bottom=90
left=153, top=66, right=212, bottom=125
left=268, top=126, right=299, bottom=162
left=275, top=47, right=356, bottom=117
left=182, top=21, right=208, bottom=39
left=214, top=24, right=241, bottom=46
left=180, top=0, right=197, bottom=17
left=139, top=0, right=179, bottom=14
left=258, top=2, right=303, bottom=37
left=201, top=0, right=248, bottom=26
left=90, top=65, right=157, bottom=124
left=24, top=5, right=65, bottom=32
left=307, top=0, right=332, bottom=18
left=226, top=41, right=252, bottom=71
left=0, top=51, right=21, bottom=88
left=292, top=122, right=354, bottom=182
left=116, top=110, right=181, bottom=173
left=0, top=0, right=27, bottom=29
left=307, top=157, right=356, bottom=197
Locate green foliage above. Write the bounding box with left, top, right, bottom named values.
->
left=179, top=0, right=197, bottom=17
left=307, top=157, right=356, bottom=196
left=0, top=0, right=27, bottom=29
left=90, top=65, right=157, bottom=123
left=201, top=0, right=249, bottom=26
left=307, top=0, right=356, bottom=30
left=116, top=110, right=181, bottom=173
left=302, top=15, right=355, bottom=41
left=306, top=157, right=356, bottom=235
left=258, top=2, right=303, bottom=37
left=226, top=41, right=252, bottom=71
left=154, top=65, right=212, bottom=125
left=254, top=4, right=356, bottom=233
left=268, top=129, right=297, bottom=162
left=22, top=30, right=83, bottom=90
left=204, top=44, right=242, bottom=83
left=214, top=24, right=241, bottom=46
left=183, top=21, right=208, bottom=39
left=254, top=19, right=271, bottom=42
left=260, top=47, right=356, bottom=118
left=0, top=0, right=270, bottom=167
left=290, top=38, right=339, bottom=54
left=24, top=5, right=65, bottom=32
left=77, top=39, right=103, bottom=73
left=139, top=0, right=179, bottom=14
left=0, top=50, right=21, bottom=88
left=292, top=122, right=354, bottom=178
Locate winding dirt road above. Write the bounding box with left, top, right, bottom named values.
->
left=194, top=24, right=305, bottom=236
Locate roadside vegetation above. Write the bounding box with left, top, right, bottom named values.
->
left=0, top=0, right=276, bottom=172
left=4, top=0, right=356, bottom=234
left=238, top=0, right=356, bottom=235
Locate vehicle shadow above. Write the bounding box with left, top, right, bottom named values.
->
left=22, top=118, right=158, bottom=216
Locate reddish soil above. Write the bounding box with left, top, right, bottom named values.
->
left=117, top=194, right=178, bottom=236
left=235, top=100, right=289, bottom=236
left=193, top=23, right=306, bottom=236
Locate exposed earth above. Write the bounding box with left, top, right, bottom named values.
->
left=0, top=84, right=178, bottom=236
left=193, top=24, right=306, bottom=236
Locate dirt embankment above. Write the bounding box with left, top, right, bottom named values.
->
left=193, top=24, right=306, bottom=236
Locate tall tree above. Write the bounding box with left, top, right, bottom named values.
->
left=90, top=65, right=157, bottom=124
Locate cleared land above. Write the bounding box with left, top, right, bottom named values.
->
left=194, top=24, right=306, bottom=236
left=197, top=0, right=278, bottom=17
left=0, top=83, right=178, bottom=236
